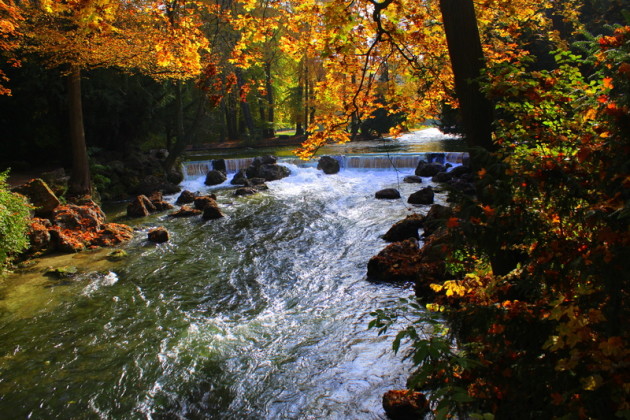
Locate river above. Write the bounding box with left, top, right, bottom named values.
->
left=0, top=129, right=463, bottom=419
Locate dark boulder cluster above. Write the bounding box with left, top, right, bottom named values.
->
left=228, top=155, right=289, bottom=194
left=367, top=202, right=454, bottom=295
left=126, top=192, right=174, bottom=218
left=402, top=159, right=474, bottom=206
left=416, top=159, right=475, bottom=196
left=16, top=179, right=134, bottom=254
left=90, top=149, right=183, bottom=201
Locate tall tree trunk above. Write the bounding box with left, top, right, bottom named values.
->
left=304, top=61, right=310, bottom=132
left=164, top=81, right=207, bottom=170
left=440, top=0, right=518, bottom=276
left=67, top=65, right=91, bottom=197
left=224, top=99, right=238, bottom=140
left=235, top=68, right=256, bottom=142
left=263, top=60, right=275, bottom=138
left=439, top=0, right=494, bottom=153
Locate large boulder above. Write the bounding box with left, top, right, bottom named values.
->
left=12, top=178, right=60, bottom=217
left=375, top=188, right=401, bottom=200
left=317, top=156, right=340, bottom=174
left=415, top=161, right=446, bottom=177
left=408, top=187, right=434, bottom=205
left=245, top=156, right=290, bottom=181
left=26, top=202, right=133, bottom=255
left=383, top=214, right=425, bottom=242
left=382, top=390, right=429, bottom=420
left=367, top=238, right=423, bottom=282
left=205, top=170, right=227, bottom=186
left=256, top=164, right=291, bottom=181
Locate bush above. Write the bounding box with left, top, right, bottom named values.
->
left=0, top=171, right=31, bottom=270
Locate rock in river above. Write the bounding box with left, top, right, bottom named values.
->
left=375, top=188, right=401, bottom=200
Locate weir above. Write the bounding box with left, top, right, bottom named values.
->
left=182, top=152, right=468, bottom=178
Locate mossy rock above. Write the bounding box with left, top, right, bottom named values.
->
left=44, top=265, right=78, bottom=279
left=107, top=249, right=128, bottom=261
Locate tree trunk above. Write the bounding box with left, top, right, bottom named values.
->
left=235, top=68, right=256, bottom=142
left=263, top=60, right=275, bottom=138
left=439, top=0, right=494, bottom=152
left=440, top=0, right=518, bottom=276
left=224, top=99, right=238, bottom=140
left=67, top=65, right=92, bottom=197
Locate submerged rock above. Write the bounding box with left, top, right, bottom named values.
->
left=317, top=156, right=340, bottom=174
left=44, top=265, right=78, bottom=279
left=403, top=175, right=423, bottom=184
left=107, top=249, right=128, bottom=261
left=375, top=188, right=401, bottom=200
left=234, top=187, right=258, bottom=197
left=148, top=227, right=169, bottom=243
left=170, top=206, right=202, bottom=218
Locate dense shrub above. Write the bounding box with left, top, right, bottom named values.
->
left=372, top=28, right=630, bottom=419
left=0, top=171, right=31, bottom=270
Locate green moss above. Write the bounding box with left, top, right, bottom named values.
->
left=44, top=266, right=78, bottom=279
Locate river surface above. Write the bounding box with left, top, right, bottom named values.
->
left=0, top=129, right=462, bottom=419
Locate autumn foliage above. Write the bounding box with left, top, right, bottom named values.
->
left=372, top=25, right=630, bottom=419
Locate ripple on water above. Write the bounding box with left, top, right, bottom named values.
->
left=0, top=164, right=447, bottom=419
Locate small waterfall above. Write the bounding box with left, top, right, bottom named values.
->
left=183, top=158, right=255, bottom=177
left=181, top=152, right=468, bottom=179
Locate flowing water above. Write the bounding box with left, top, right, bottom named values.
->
left=0, top=130, right=463, bottom=419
